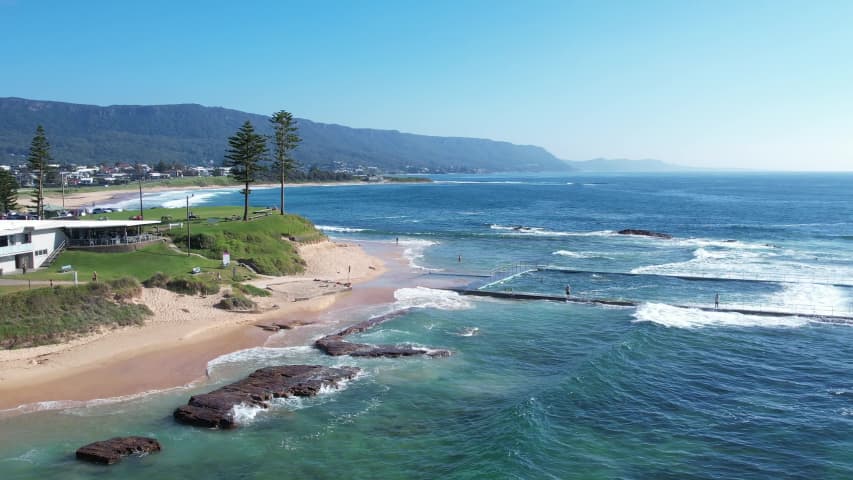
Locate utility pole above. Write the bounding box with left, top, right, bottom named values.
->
left=137, top=164, right=144, bottom=220
left=61, top=172, right=65, bottom=210
left=186, top=194, right=192, bottom=256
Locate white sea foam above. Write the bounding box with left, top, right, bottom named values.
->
left=631, top=243, right=810, bottom=282
left=632, top=302, right=808, bottom=329
left=490, top=224, right=615, bottom=237
left=553, top=250, right=587, bottom=258
left=230, top=402, right=265, bottom=425
left=552, top=250, right=613, bottom=259
left=316, top=225, right=369, bottom=233
left=206, top=346, right=314, bottom=374
left=763, top=282, right=852, bottom=316
left=0, top=382, right=197, bottom=417
left=398, top=239, right=439, bottom=270
left=393, top=287, right=473, bottom=311
left=458, top=327, right=480, bottom=337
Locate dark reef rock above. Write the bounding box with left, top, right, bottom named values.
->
left=314, top=309, right=452, bottom=358
left=315, top=335, right=451, bottom=358
left=75, top=436, right=161, bottom=465
left=617, top=229, right=672, bottom=239
left=173, top=365, right=359, bottom=429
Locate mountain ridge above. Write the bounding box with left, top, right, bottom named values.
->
left=0, top=97, right=570, bottom=173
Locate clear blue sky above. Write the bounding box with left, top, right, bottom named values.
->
left=1, top=0, right=851, bottom=170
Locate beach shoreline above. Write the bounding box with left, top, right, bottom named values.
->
left=39, top=180, right=398, bottom=210
left=0, top=239, right=410, bottom=413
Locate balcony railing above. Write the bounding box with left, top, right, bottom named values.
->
left=0, top=243, right=34, bottom=257
left=67, top=234, right=165, bottom=248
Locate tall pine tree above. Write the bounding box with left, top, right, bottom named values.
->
left=0, top=169, right=18, bottom=213
left=224, top=121, right=268, bottom=221
left=270, top=110, right=301, bottom=214
left=27, top=125, right=53, bottom=218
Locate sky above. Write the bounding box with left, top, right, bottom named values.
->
left=1, top=0, right=851, bottom=171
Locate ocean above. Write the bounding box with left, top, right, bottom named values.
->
left=2, top=172, right=853, bottom=479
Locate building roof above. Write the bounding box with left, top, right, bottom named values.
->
left=0, top=220, right=160, bottom=235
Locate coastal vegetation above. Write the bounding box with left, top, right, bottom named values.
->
left=166, top=211, right=323, bottom=275
left=0, top=278, right=152, bottom=349
left=27, top=125, right=53, bottom=218
left=224, top=121, right=268, bottom=221
left=5, top=208, right=322, bottom=282
left=270, top=110, right=301, bottom=213
left=215, top=292, right=256, bottom=311
left=0, top=168, right=17, bottom=211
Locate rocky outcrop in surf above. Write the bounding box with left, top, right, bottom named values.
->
left=76, top=436, right=161, bottom=465
left=173, top=365, right=359, bottom=429
left=617, top=229, right=672, bottom=239
left=315, top=310, right=452, bottom=358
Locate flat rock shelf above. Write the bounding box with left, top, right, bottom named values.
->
left=76, top=437, right=162, bottom=465
left=173, top=365, right=360, bottom=429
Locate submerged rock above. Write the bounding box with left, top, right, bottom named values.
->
left=173, top=365, right=359, bottom=429
left=314, top=309, right=452, bottom=358
left=617, top=229, right=672, bottom=239
left=75, top=436, right=161, bottom=465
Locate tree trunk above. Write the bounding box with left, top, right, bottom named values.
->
left=243, top=181, right=250, bottom=221
left=280, top=171, right=285, bottom=215
left=37, top=175, right=43, bottom=218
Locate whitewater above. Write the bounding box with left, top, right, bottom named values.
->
left=3, top=172, right=853, bottom=479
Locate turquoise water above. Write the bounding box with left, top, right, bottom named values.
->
left=3, top=173, right=853, bottom=478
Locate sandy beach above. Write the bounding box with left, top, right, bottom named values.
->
left=0, top=239, right=404, bottom=412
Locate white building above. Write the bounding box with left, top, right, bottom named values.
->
left=0, top=220, right=160, bottom=274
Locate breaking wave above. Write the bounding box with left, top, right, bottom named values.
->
left=316, top=225, right=369, bottom=233
left=398, top=239, right=440, bottom=271
left=393, top=287, right=473, bottom=311
left=632, top=303, right=808, bottom=329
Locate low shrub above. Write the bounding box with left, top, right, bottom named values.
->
left=166, top=276, right=220, bottom=296
left=232, top=283, right=271, bottom=297
left=215, top=293, right=256, bottom=311
left=108, top=277, right=143, bottom=301
left=143, top=272, right=171, bottom=288
left=0, top=285, right=152, bottom=349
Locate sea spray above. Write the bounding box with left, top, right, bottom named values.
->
left=632, top=302, right=808, bottom=329
left=392, top=287, right=472, bottom=311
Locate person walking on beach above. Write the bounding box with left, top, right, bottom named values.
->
left=714, top=292, right=720, bottom=310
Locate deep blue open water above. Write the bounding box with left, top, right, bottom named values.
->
left=2, top=173, right=853, bottom=479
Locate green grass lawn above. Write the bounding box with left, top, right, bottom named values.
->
left=0, top=285, right=30, bottom=296
left=8, top=242, right=252, bottom=282
left=9, top=209, right=323, bottom=281
left=167, top=212, right=324, bottom=275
